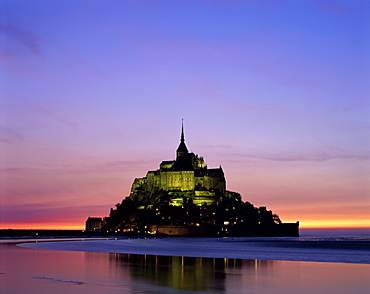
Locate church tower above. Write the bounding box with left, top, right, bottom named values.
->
left=176, top=120, right=188, bottom=159
left=130, top=120, right=226, bottom=205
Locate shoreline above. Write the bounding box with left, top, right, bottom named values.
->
left=17, top=236, right=370, bottom=265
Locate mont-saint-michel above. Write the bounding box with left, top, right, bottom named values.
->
left=86, top=123, right=299, bottom=237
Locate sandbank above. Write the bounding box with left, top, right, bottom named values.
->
left=18, top=237, right=370, bottom=264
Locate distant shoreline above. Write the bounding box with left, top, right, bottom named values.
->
left=2, top=228, right=370, bottom=238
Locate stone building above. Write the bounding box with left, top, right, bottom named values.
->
left=95, top=122, right=299, bottom=237
left=130, top=122, right=226, bottom=206
left=85, top=217, right=103, bottom=231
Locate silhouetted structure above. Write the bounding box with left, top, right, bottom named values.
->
left=85, top=217, right=103, bottom=231
left=87, top=122, right=299, bottom=237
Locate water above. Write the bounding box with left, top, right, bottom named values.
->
left=18, top=235, right=370, bottom=264
left=1, top=231, right=370, bottom=293
left=300, top=228, right=370, bottom=238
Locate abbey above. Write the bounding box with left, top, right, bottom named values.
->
left=131, top=122, right=227, bottom=206
left=87, top=122, right=299, bottom=237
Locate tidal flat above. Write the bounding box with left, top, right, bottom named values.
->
left=1, top=235, right=370, bottom=294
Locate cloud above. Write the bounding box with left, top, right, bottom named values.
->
left=92, top=159, right=159, bottom=173
left=285, top=203, right=370, bottom=217
left=0, top=25, right=41, bottom=56
left=0, top=24, right=105, bottom=79
left=0, top=167, right=36, bottom=173
left=0, top=125, right=67, bottom=150
left=202, top=144, right=233, bottom=149
left=36, top=106, right=79, bottom=133
left=0, top=158, right=154, bottom=175
left=0, top=138, right=15, bottom=145
left=0, top=126, right=28, bottom=146
left=232, top=149, right=370, bottom=162
left=1, top=203, right=110, bottom=224
left=64, top=52, right=107, bottom=78
left=313, top=0, right=364, bottom=17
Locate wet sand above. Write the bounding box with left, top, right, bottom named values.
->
left=19, top=237, right=370, bottom=264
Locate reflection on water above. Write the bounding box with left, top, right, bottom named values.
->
left=1, top=240, right=370, bottom=294
left=109, top=253, right=273, bottom=292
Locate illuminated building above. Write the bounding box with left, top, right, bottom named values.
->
left=89, top=121, right=299, bottom=237
left=130, top=121, right=226, bottom=206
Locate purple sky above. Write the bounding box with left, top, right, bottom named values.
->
left=1, top=0, right=369, bottom=229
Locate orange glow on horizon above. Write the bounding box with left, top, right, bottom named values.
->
left=1, top=223, right=85, bottom=230
left=298, top=220, right=370, bottom=229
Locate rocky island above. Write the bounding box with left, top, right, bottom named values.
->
left=87, top=123, right=299, bottom=237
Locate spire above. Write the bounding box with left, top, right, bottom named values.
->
left=176, top=119, right=188, bottom=157
left=181, top=118, right=185, bottom=143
